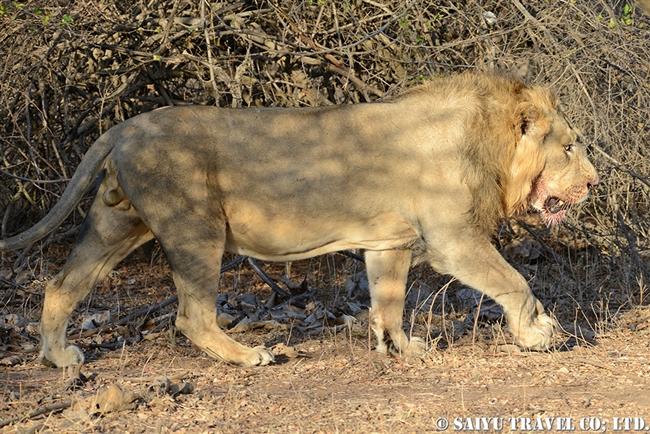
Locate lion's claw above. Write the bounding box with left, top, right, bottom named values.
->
left=252, top=345, right=275, bottom=366
left=512, top=312, right=557, bottom=350
left=386, top=337, right=427, bottom=358
left=40, top=344, right=85, bottom=369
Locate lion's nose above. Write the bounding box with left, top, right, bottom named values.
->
left=587, top=178, right=599, bottom=190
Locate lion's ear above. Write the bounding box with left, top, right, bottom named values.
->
left=515, top=103, right=550, bottom=144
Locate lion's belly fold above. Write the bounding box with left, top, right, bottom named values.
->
left=223, top=211, right=418, bottom=261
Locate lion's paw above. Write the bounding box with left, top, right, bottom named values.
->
left=388, top=337, right=427, bottom=358
left=236, top=345, right=275, bottom=367
left=40, top=344, right=85, bottom=368
left=252, top=345, right=275, bottom=366
left=512, top=312, right=556, bottom=351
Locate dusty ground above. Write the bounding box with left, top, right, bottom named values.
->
left=3, top=327, right=650, bottom=433
left=2, top=245, right=650, bottom=433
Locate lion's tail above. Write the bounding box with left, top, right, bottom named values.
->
left=0, top=132, right=115, bottom=251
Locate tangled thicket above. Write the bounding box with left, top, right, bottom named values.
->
left=1, top=0, right=649, bottom=317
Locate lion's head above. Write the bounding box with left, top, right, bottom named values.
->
left=504, top=86, right=599, bottom=226
left=460, top=75, right=598, bottom=233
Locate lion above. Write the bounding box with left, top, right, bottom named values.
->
left=0, top=73, right=598, bottom=368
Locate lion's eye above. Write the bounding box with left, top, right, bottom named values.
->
left=564, top=143, right=573, bottom=153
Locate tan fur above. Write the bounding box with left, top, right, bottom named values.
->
left=0, top=73, right=598, bottom=368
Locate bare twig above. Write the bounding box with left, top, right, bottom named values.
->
left=201, top=0, right=220, bottom=103
left=0, top=169, right=69, bottom=184
left=0, top=401, right=72, bottom=428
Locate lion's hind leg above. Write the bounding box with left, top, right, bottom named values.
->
left=366, top=249, right=426, bottom=357
left=40, top=186, right=153, bottom=368
left=153, top=221, right=274, bottom=367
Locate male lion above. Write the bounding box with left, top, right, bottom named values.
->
left=0, top=73, right=598, bottom=368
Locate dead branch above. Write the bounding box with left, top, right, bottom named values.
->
left=0, top=401, right=73, bottom=429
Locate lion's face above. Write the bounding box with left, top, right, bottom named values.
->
left=527, top=114, right=599, bottom=226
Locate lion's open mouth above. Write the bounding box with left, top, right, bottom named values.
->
left=528, top=176, right=583, bottom=227
left=544, top=196, right=568, bottom=214
left=540, top=196, right=573, bottom=226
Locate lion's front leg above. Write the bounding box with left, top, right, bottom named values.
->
left=438, top=237, right=555, bottom=350
left=365, top=249, right=426, bottom=357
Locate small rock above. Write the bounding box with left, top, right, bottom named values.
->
left=217, top=312, right=236, bottom=328
left=0, top=355, right=21, bottom=366
left=564, top=324, right=596, bottom=341
left=483, top=11, right=498, bottom=25
left=496, top=344, right=521, bottom=354
left=2, top=313, right=27, bottom=329
left=72, top=384, right=135, bottom=415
